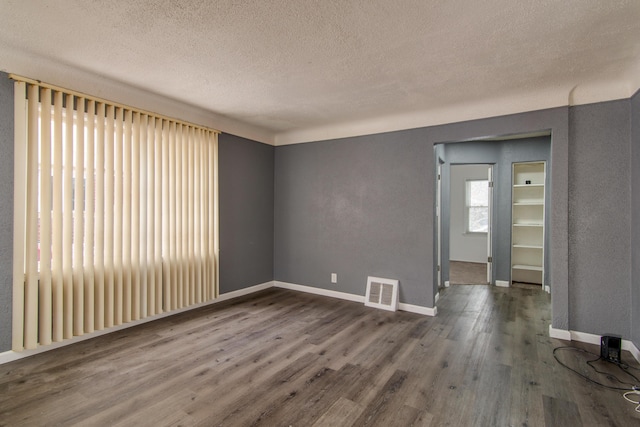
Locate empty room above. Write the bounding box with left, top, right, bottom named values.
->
left=1, top=1, right=640, bottom=425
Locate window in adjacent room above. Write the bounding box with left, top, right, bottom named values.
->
left=465, top=179, right=489, bottom=233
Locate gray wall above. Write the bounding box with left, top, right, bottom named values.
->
left=275, top=130, right=432, bottom=306
left=1, top=68, right=637, bottom=350
left=631, top=90, right=640, bottom=347
left=439, top=137, right=551, bottom=286
left=0, top=86, right=275, bottom=351
left=429, top=108, right=570, bottom=328
left=568, top=100, right=631, bottom=338
left=275, top=108, right=569, bottom=317
left=218, top=133, right=274, bottom=294
left=274, top=102, right=634, bottom=340
left=0, top=73, right=13, bottom=351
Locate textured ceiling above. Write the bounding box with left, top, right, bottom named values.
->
left=1, top=0, right=640, bottom=144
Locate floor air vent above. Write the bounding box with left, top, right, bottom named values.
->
left=365, top=276, right=399, bottom=312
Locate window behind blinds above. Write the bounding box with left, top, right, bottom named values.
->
left=12, top=77, right=219, bottom=351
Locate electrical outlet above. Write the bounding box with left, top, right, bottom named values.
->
left=331, top=273, right=337, bottom=283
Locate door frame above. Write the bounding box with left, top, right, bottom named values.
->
left=439, top=162, right=494, bottom=286
left=436, top=161, right=443, bottom=288
left=487, top=165, right=493, bottom=284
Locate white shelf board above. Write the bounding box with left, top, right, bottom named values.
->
left=513, top=184, right=544, bottom=188
left=513, top=201, right=544, bottom=206
left=513, top=223, right=543, bottom=227
left=512, top=264, right=543, bottom=271
left=513, top=244, right=543, bottom=249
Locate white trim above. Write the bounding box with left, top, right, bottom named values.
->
left=274, top=281, right=436, bottom=316
left=435, top=292, right=440, bottom=303
left=274, top=281, right=365, bottom=303
left=570, top=330, right=601, bottom=345
left=549, top=325, right=572, bottom=340
left=399, top=303, right=437, bottom=317
left=496, top=280, right=510, bottom=288
left=0, top=281, right=274, bottom=365
left=444, top=280, right=450, bottom=288
left=545, top=285, right=551, bottom=293
left=548, top=326, right=640, bottom=364
left=1, top=279, right=438, bottom=365
left=216, top=281, right=275, bottom=302
left=627, top=341, right=640, bottom=363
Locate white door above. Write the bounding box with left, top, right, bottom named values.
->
left=487, top=166, right=493, bottom=284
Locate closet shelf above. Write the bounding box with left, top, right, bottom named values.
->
left=512, top=264, right=543, bottom=271
left=511, top=161, right=545, bottom=286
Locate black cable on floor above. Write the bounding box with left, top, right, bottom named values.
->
left=586, top=358, right=638, bottom=388
left=552, top=346, right=636, bottom=392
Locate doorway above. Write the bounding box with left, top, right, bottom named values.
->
left=434, top=134, right=552, bottom=293
left=449, top=164, right=492, bottom=285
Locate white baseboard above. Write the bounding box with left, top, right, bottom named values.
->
left=444, top=280, right=450, bottom=288
left=544, top=285, right=551, bottom=293
left=1, top=279, right=438, bottom=365
left=399, top=303, right=437, bottom=316
left=274, top=281, right=365, bottom=303
left=274, top=281, right=436, bottom=316
left=548, top=325, right=640, bottom=363
left=216, top=281, right=275, bottom=302
left=435, top=292, right=440, bottom=303
left=549, top=325, right=572, bottom=341
left=496, top=280, right=510, bottom=288
left=627, top=341, right=640, bottom=362
left=0, top=281, right=275, bottom=366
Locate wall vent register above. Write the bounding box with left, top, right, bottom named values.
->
left=365, top=276, right=399, bottom=312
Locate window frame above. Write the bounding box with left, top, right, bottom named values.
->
left=464, top=179, right=489, bottom=234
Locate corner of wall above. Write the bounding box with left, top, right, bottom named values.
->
left=0, top=72, right=14, bottom=352
left=631, top=89, right=640, bottom=348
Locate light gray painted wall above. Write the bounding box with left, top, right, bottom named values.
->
left=630, top=90, right=640, bottom=347
left=0, top=103, right=276, bottom=350
left=449, top=164, right=490, bottom=263
left=0, top=73, right=13, bottom=352
left=569, top=100, right=631, bottom=338
left=218, top=133, right=274, bottom=294
left=275, top=130, right=432, bottom=306
left=426, top=108, right=570, bottom=327
left=6, top=74, right=637, bottom=348
left=275, top=108, right=569, bottom=318
left=438, top=138, right=551, bottom=287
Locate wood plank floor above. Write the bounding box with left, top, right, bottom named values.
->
left=2, top=285, right=640, bottom=426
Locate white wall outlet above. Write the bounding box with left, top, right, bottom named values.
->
left=331, top=273, right=337, bottom=283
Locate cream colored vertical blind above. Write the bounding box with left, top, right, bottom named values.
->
left=12, top=77, right=219, bottom=351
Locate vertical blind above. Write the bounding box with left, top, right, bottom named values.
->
left=12, top=77, right=219, bottom=351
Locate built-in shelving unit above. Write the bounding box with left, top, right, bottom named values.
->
left=511, top=161, right=545, bottom=286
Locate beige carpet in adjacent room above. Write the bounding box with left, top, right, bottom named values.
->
left=449, top=261, right=487, bottom=285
